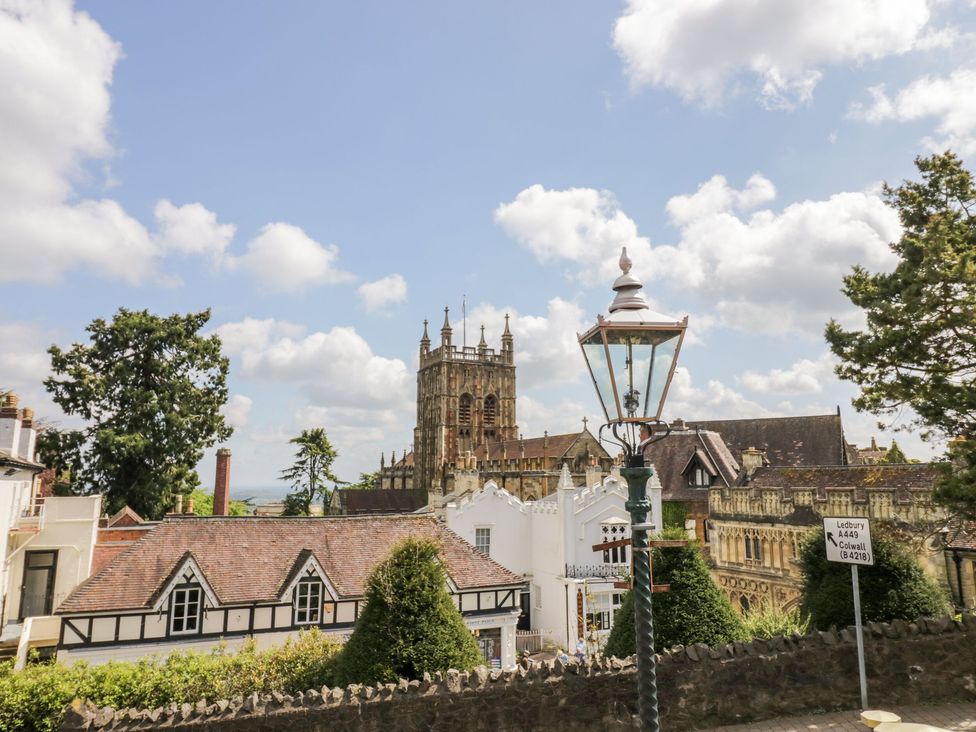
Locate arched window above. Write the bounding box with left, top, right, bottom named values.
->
left=753, top=536, right=762, bottom=561
left=459, top=394, right=473, bottom=425
left=483, top=395, right=497, bottom=426
left=739, top=596, right=751, bottom=614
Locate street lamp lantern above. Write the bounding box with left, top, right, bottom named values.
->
left=578, top=246, right=687, bottom=732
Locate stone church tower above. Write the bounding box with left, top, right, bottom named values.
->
left=413, top=308, right=518, bottom=492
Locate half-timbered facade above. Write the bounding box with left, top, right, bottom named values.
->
left=56, top=515, right=526, bottom=668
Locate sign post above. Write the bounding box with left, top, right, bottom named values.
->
left=822, top=517, right=874, bottom=710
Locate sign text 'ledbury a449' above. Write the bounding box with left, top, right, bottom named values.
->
left=822, top=517, right=874, bottom=566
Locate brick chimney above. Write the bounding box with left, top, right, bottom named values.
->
left=214, top=448, right=231, bottom=516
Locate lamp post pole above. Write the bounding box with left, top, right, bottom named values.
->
left=622, top=459, right=660, bottom=732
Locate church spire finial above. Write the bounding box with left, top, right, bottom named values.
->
left=421, top=319, right=430, bottom=343
left=440, top=307, right=452, bottom=349
left=478, top=324, right=487, bottom=347
left=501, top=313, right=513, bottom=354
left=442, top=306, right=451, bottom=332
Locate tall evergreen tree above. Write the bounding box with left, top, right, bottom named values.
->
left=799, top=528, right=949, bottom=630
left=333, top=538, right=482, bottom=685
left=42, top=308, right=231, bottom=520
left=280, top=428, right=343, bottom=515
left=603, top=543, right=744, bottom=657
left=825, top=152, right=976, bottom=517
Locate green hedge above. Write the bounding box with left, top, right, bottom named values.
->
left=661, top=502, right=690, bottom=529
left=0, top=629, right=340, bottom=732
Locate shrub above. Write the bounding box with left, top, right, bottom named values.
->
left=602, top=542, right=744, bottom=657
left=741, top=607, right=809, bottom=640
left=799, top=527, right=950, bottom=630
left=333, top=537, right=482, bottom=685
left=0, top=629, right=340, bottom=732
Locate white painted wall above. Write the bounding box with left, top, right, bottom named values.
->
left=1, top=471, right=37, bottom=628
left=445, top=465, right=663, bottom=652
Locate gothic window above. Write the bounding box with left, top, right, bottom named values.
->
left=169, top=585, right=202, bottom=635
left=744, top=535, right=752, bottom=559
left=601, top=522, right=629, bottom=564
left=753, top=536, right=762, bottom=561
left=739, top=596, right=751, bottom=614
left=484, top=395, right=497, bottom=426
left=293, top=578, right=322, bottom=625
left=459, top=394, right=473, bottom=424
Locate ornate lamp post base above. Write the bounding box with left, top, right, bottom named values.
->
left=622, top=464, right=660, bottom=732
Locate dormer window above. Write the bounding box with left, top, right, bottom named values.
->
left=170, top=584, right=202, bottom=635
left=294, top=578, right=322, bottom=625
left=689, top=465, right=711, bottom=488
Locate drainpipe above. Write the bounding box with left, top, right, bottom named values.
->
left=953, top=550, right=965, bottom=609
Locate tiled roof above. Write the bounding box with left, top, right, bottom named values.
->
left=333, top=488, right=428, bottom=515
left=683, top=414, right=848, bottom=467
left=745, top=464, right=940, bottom=491
left=474, top=430, right=607, bottom=462
left=0, top=449, right=44, bottom=472
left=644, top=430, right=740, bottom=502
left=946, top=518, right=976, bottom=550
left=58, top=515, right=523, bottom=614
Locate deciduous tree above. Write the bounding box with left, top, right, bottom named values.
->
left=43, top=309, right=231, bottom=520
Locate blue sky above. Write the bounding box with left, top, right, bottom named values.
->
left=3, top=1, right=974, bottom=495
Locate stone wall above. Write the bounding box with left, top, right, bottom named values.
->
left=61, top=614, right=976, bottom=732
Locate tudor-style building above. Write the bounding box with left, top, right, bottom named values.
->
left=56, top=515, right=526, bottom=668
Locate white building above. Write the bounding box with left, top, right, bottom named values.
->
left=445, top=464, right=663, bottom=652
left=0, top=393, right=102, bottom=661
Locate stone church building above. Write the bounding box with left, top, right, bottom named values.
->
left=378, top=309, right=612, bottom=503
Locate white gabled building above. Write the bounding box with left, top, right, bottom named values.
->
left=445, top=464, right=663, bottom=652
left=1, top=393, right=102, bottom=662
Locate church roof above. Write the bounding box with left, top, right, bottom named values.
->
left=744, top=463, right=939, bottom=492
left=473, top=430, right=607, bottom=462
left=946, top=518, right=976, bottom=551
left=682, top=414, right=848, bottom=467
left=331, top=488, right=427, bottom=515
left=58, top=515, right=523, bottom=614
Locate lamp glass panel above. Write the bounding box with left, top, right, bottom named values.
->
left=643, top=332, right=681, bottom=419
left=581, top=333, right=615, bottom=419
left=605, top=332, right=655, bottom=420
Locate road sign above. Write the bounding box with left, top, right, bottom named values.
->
left=823, top=517, right=874, bottom=566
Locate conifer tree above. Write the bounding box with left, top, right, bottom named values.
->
left=603, top=543, right=743, bottom=657
left=333, top=538, right=482, bottom=685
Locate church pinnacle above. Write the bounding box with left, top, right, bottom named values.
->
left=501, top=313, right=513, bottom=352
left=419, top=319, right=430, bottom=357
left=440, top=306, right=452, bottom=348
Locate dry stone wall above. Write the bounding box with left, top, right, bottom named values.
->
left=61, top=613, right=976, bottom=732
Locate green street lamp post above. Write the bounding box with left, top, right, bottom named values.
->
left=578, top=247, right=687, bottom=732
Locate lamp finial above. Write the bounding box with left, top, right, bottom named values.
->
left=619, top=247, right=632, bottom=275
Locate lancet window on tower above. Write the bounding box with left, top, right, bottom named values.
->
left=459, top=394, right=473, bottom=425
left=484, top=395, right=497, bottom=426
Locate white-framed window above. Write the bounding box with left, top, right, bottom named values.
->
left=294, top=578, right=322, bottom=625
left=690, top=466, right=710, bottom=488
left=475, top=527, right=491, bottom=555
left=170, top=585, right=202, bottom=635
left=600, top=521, right=629, bottom=565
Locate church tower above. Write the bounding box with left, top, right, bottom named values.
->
left=413, top=309, right=518, bottom=493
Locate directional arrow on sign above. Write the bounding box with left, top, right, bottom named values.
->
left=827, top=532, right=838, bottom=547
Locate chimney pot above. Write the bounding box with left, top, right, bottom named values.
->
left=214, top=447, right=231, bottom=516
left=174, top=494, right=184, bottom=514
left=741, top=446, right=766, bottom=476
left=672, top=417, right=685, bottom=430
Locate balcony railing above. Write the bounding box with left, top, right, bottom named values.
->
left=564, top=564, right=630, bottom=580
left=12, top=499, right=44, bottom=533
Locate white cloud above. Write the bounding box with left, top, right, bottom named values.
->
left=233, top=223, right=354, bottom=292
left=849, top=69, right=976, bottom=154
left=738, top=353, right=837, bottom=394
left=0, top=1, right=237, bottom=285
left=213, top=319, right=411, bottom=409
left=666, top=367, right=774, bottom=421
left=357, top=274, right=408, bottom=313
left=295, top=405, right=407, bottom=453
left=494, top=184, right=652, bottom=287
left=651, top=174, right=901, bottom=334
left=612, top=0, right=932, bottom=108
left=221, top=394, right=253, bottom=430
left=469, top=297, right=588, bottom=388
left=154, top=200, right=235, bottom=261
left=517, top=395, right=595, bottom=439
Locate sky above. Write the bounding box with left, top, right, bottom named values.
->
left=3, top=0, right=974, bottom=497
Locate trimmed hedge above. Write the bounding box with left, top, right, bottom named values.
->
left=0, top=629, right=339, bottom=732
left=603, top=542, right=744, bottom=657
left=333, top=537, right=483, bottom=685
